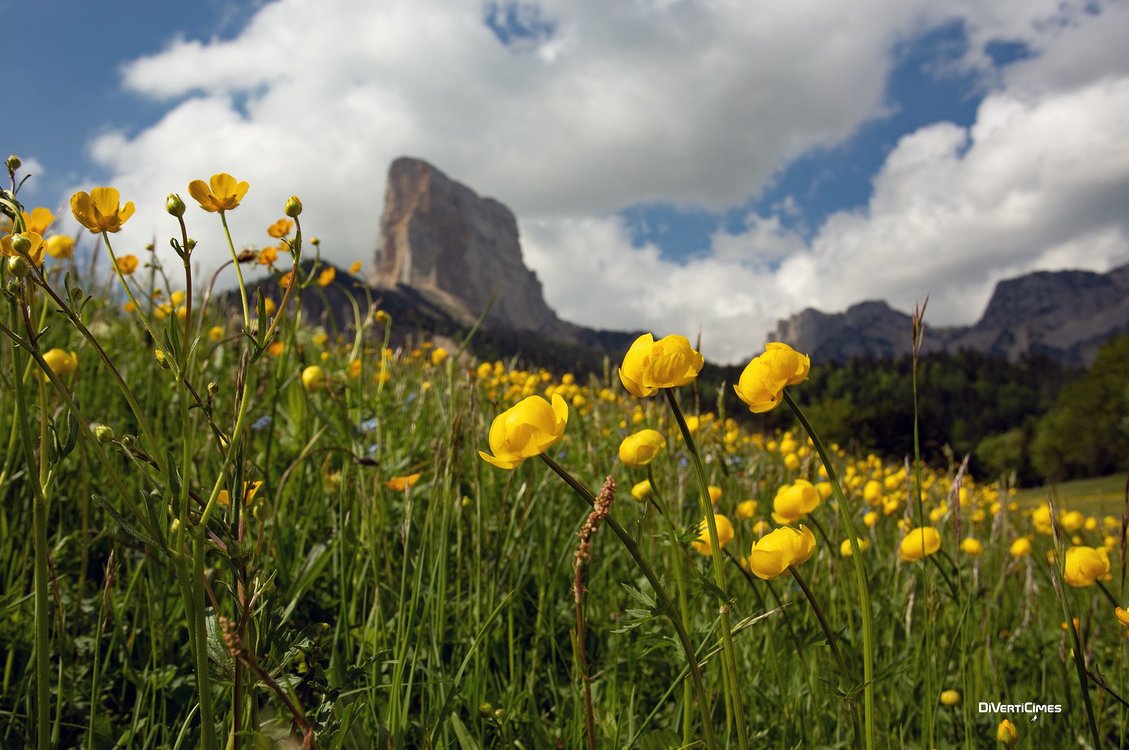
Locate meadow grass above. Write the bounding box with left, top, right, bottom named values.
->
left=1, top=169, right=1127, bottom=749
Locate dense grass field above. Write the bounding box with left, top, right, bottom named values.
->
left=1, top=170, right=1127, bottom=749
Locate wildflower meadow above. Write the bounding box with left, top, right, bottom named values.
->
left=1, top=157, right=1127, bottom=749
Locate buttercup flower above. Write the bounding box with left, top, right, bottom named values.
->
left=1, top=232, right=45, bottom=266
left=1063, top=545, right=1110, bottom=587
left=1009, top=537, right=1032, bottom=558
left=996, top=718, right=1018, bottom=746
left=618, top=333, right=704, bottom=398
left=840, top=537, right=870, bottom=557
left=385, top=473, right=422, bottom=491
left=45, top=234, right=75, bottom=259
left=736, top=499, right=758, bottom=519
left=748, top=525, right=816, bottom=579
left=899, top=527, right=941, bottom=562
left=479, top=394, right=568, bottom=470
left=771, top=479, right=821, bottom=525
left=349, top=260, right=363, bottom=274
left=1116, top=606, right=1129, bottom=628
left=22, top=207, right=54, bottom=235
left=40, top=348, right=78, bottom=381
left=430, top=348, right=448, bottom=366
left=70, top=188, right=135, bottom=233
left=618, top=429, right=667, bottom=467
left=188, top=173, right=250, bottom=213
left=301, top=365, right=327, bottom=393
left=691, top=513, right=734, bottom=556
left=317, top=266, right=336, bottom=287
left=267, top=218, right=293, bottom=238
left=960, top=537, right=984, bottom=558
left=115, top=255, right=139, bottom=275
left=630, top=479, right=653, bottom=502
left=734, top=342, right=810, bottom=413
left=940, top=690, right=961, bottom=706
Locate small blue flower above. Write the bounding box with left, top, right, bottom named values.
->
left=251, top=415, right=272, bottom=431
left=359, top=417, right=378, bottom=433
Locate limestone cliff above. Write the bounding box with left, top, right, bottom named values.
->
left=372, top=157, right=572, bottom=339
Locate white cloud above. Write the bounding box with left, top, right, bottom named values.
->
left=72, top=0, right=1129, bottom=364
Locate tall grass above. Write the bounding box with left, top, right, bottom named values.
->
left=0, top=168, right=1127, bottom=748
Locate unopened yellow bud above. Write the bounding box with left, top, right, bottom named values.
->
left=284, top=195, right=303, bottom=217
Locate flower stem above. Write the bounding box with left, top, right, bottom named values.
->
left=784, top=391, right=876, bottom=750
left=789, top=566, right=863, bottom=749
left=539, top=454, right=718, bottom=750
left=219, top=210, right=250, bottom=330
left=664, top=389, right=749, bottom=750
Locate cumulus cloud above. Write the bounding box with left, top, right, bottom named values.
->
left=73, top=0, right=1129, bottom=363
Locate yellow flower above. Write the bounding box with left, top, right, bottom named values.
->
left=317, top=266, right=336, bottom=287
left=736, top=499, right=758, bottom=519
left=734, top=342, right=810, bottom=413
left=279, top=271, right=294, bottom=289
left=258, top=245, right=279, bottom=266
left=771, top=479, right=821, bottom=525
left=1116, top=606, right=1129, bottom=628
left=939, top=689, right=961, bottom=706
left=22, top=207, right=54, bottom=235
left=430, top=347, right=448, bottom=366
left=691, top=513, right=734, bottom=556
left=996, top=718, right=1018, bottom=746
left=349, top=260, right=363, bottom=274
left=618, top=333, right=704, bottom=398
left=1009, top=537, right=1032, bottom=558
left=266, top=218, right=293, bottom=238
left=960, top=537, right=983, bottom=558
left=207, top=326, right=225, bottom=342
left=188, top=173, right=250, bottom=212
left=479, top=394, right=568, bottom=470
left=385, top=473, right=422, bottom=491
left=115, top=254, right=139, bottom=275
left=40, top=348, right=78, bottom=381
left=301, top=365, right=327, bottom=393
left=748, top=524, right=816, bottom=579
left=840, top=537, right=870, bottom=557
left=618, top=429, right=666, bottom=467
left=375, top=309, right=391, bottom=324
left=708, top=485, right=723, bottom=503
left=70, top=188, right=135, bottom=233
left=267, top=341, right=285, bottom=357
left=1063, top=545, right=1110, bottom=587
left=630, top=479, right=653, bottom=502
left=899, top=527, right=941, bottom=562
left=1, top=232, right=45, bottom=266
left=863, top=479, right=883, bottom=505
left=45, top=235, right=75, bottom=259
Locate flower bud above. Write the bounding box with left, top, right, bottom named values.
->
left=7, top=255, right=29, bottom=277
left=10, top=233, right=31, bottom=255
left=91, top=424, right=116, bottom=443
left=284, top=195, right=303, bottom=217
left=6, top=154, right=21, bottom=171
left=166, top=193, right=186, bottom=218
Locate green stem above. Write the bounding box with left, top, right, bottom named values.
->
left=784, top=391, right=876, bottom=750
left=664, top=389, right=749, bottom=750
left=193, top=531, right=218, bottom=750
left=790, top=566, right=863, bottom=749
left=7, top=300, right=49, bottom=750
left=219, top=211, right=250, bottom=329
left=539, top=454, right=718, bottom=750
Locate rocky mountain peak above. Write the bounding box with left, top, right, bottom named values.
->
left=371, top=157, right=571, bottom=338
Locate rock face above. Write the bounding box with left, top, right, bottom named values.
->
left=372, top=157, right=571, bottom=338
left=770, top=264, right=1129, bottom=365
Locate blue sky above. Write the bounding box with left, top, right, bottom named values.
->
left=6, top=0, right=1129, bottom=362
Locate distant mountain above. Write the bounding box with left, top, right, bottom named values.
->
left=770, top=264, right=1129, bottom=365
